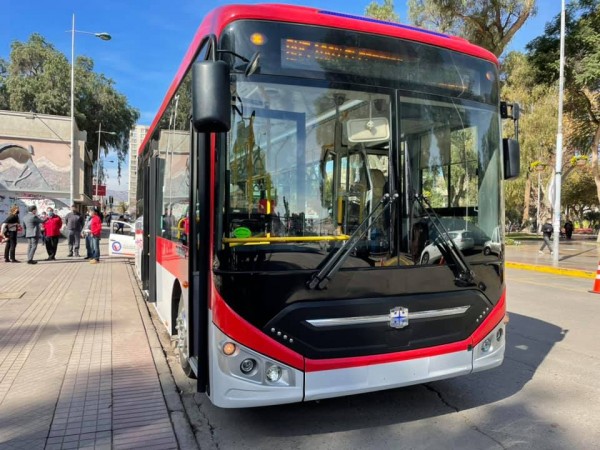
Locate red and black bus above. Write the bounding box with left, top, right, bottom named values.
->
left=135, top=4, right=520, bottom=408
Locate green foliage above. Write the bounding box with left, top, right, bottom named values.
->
left=365, top=0, right=400, bottom=22
left=528, top=1, right=600, bottom=151
left=500, top=50, right=558, bottom=222
left=3, top=34, right=139, bottom=168
left=527, top=1, right=600, bottom=213
left=117, top=201, right=128, bottom=214
left=562, top=168, right=599, bottom=218
left=0, top=58, right=8, bottom=109
left=407, top=0, right=537, bottom=57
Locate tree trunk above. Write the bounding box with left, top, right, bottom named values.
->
left=523, top=172, right=531, bottom=227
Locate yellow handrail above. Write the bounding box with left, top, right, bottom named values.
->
left=223, top=235, right=350, bottom=244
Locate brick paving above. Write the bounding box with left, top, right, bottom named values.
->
left=0, top=236, right=179, bottom=449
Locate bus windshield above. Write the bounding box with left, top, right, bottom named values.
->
left=216, top=22, right=502, bottom=272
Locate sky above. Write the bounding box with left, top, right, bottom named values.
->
left=2, top=0, right=561, bottom=193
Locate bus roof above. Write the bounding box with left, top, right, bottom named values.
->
left=138, top=3, right=498, bottom=156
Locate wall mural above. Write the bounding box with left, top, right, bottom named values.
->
left=0, top=140, right=70, bottom=222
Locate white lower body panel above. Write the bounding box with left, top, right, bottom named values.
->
left=305, top=350, right=472, bottom=401
left=305, top=319, right=506, bottom=401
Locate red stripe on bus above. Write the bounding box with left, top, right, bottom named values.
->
left=469, top=288, right=506, bottom=345
left=305, top=340, right=470, bottom=372
left=156, top=237, right=188, bottom=283
left=211, top=287, right=305, bottom=371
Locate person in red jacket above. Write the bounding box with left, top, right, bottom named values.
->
left=44, top=207, right=63, bottom=260
left=89, top=208, right=103, bottom=263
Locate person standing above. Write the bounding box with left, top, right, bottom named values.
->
left=22, top=205, right=43, bottom=264
left=89, top=208, right=103, bottom=264
left=64, top=205, right=83, bottom=257
left=564, top=219, right=574, bottom=240
left=44, top=207, right=63, bottom=260
left=539, top=219, right=554, bottom=255
left=81, top=210, right=93, bottom=259
left=2, top=205, right=21, bottom=262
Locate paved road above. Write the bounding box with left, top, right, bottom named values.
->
left=170, top=269, right=600, bottom=450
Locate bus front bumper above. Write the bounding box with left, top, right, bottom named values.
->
left=208, top=318, right=505, bottom=408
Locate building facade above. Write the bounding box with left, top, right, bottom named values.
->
left=128, top=125, right=149, bottom=215
left=0, top=110, right=90, bottom=222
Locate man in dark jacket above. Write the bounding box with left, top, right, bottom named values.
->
left=2, top=205, right=20, bottom=262
left=539, top=218, right=554, bottom=255
left=564, top=220, right=574, bottom=239
left=22, top=205, right=43, bottom=264
left=64, top=204, right=83, bottom=257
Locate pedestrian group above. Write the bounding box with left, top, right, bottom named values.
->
left=1, top=204, right=104, bottom=264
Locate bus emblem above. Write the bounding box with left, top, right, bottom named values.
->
left=389, top=307, right=409, bottom=329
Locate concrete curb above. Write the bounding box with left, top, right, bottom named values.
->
left=127, top=262, right=200, bottom=450
left=506, top=261, right=595, bottom=279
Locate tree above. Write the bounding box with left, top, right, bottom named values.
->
left=407, top=0, right=537, bottom=57
left=365, top=0, right=400, bottom=22
left=528, top=1, right=600, bottom=239
left=0, top=58, right=8, bottom=110
left=4, top=34, right=139, bottom=165
left=562, top=168, right=599, bottom=223
left=117, top=201, right=128, bottom=214
left=500, top=51, right=558, bottom=229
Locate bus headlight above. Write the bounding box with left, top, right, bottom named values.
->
left=215, top=327, right=297, bottom=388
left=481, top=337, right=492, bottom=353
left=266, top=365, right=282, bottom=383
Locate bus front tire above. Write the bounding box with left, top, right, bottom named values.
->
left=176, top=300, right=196, bottom=379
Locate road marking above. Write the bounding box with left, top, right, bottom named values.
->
left=507, top=275, right=592, bottom=293
left=506, top=262, right=594, bottom=279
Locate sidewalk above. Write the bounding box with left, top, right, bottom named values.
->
left=506, top=238, right=600, bottom=278
left=0, top=235, right=186, bottom=450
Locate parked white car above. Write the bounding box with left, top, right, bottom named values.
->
left=420, top=230, right=475, bottom=264
left=483, top=226, right=502, bottom=256
left=107, top=221, right=136, bottom=258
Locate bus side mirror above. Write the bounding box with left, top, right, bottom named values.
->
left=192, top=61, right=231, bottom=133
left=503, top=138, right=520, bottom=180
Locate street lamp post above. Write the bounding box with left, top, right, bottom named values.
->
left=70, top=14, right=111, bottom=207
left=552, top=0, right=566, bottom=262
left=95, top=123, right=117, bottom=205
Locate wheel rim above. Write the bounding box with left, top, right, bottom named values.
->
left=175, top=306, right=189, bottom=360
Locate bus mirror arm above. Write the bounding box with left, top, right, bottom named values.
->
left=413, top=194, right=480, bottom=289
left=307, top=192, right=399, bottom=290
left=216, top=50, right=260, bottom=77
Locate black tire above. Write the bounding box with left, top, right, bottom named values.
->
left=176, top=300, right=196, bottom=379
left=483, top=247, right=491, bottom=256
left=421, top=252, right=429, bottom=264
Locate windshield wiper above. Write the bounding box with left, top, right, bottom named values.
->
left=308, top=192, right=399, bottom=290
left=413, top=194, right=477, bottom=288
